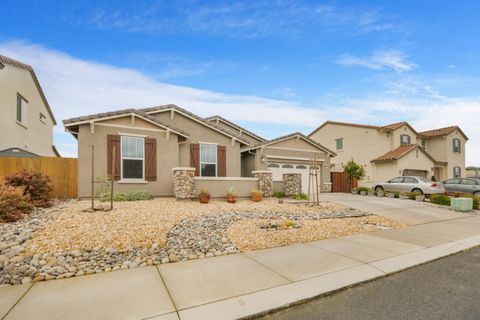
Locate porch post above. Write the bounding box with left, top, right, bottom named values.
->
left=172, top=167, right=196, bottom=200
left=252, top=170, right=273, bottom=197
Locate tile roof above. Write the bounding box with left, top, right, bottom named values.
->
left=205, top=115, right=266, bottom=142
left=418, top=126, right=468, bottom=140
left=0, top=55, right=57, bottom=125
left=371, top=144, right=442, bottom=164
left=243, top=132, right=336, bottom=156
left=371, top=144, right=419, bottom=162
left=63, top=108, right=190, bottom=138
left=380, top=121, right=408, bottom=130
left=139, top=104, right=251, bottom=145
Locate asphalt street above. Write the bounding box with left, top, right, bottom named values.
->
left=258, top=246, right=480, bottom=320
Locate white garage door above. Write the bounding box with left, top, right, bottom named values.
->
left=268, top=163, right=318, bottom=195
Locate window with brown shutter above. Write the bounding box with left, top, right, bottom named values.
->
left=107, top=135, right=121, bottom=181
left=190, top=143, right=200, bottom=176
left=217, top=146, right=226, bottom=177
left=145, top=138, right=157, bottom=181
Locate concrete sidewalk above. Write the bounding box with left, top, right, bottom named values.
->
left=1, top=200, right=480, bottom=320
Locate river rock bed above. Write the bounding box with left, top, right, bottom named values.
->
left=0, top=198, right=404, bottom=285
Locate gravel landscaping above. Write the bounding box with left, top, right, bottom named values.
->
left=0, top=198, right=404, bottom=285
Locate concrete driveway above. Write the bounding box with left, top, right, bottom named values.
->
left=319, top=193, right=470, bottom=225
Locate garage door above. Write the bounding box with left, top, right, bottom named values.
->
left=267, top=163, right=317, bottom=195
left=402, top=169, right=428, bottom=178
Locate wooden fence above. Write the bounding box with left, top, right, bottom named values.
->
left=331, top=172, right=358, bottom=193
left=0, top=156, right=78, bottom=198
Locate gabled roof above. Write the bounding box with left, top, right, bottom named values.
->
left=379, top=121, right=418, bottom=134
left=138, top=104, right=250, bottom=145
left=63, top=109, right=190, bottom=139
left=243, top=132, right=336, bottom=156
left=371, top=144, right=440, bottom=164
left=0, top=55, right=57, bottom=125
left=205, top=115, right=266, bottom=142
left=418, top=126, right=468, bottom=140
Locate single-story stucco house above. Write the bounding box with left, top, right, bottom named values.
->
left=63, top=104, right=336, bottom=199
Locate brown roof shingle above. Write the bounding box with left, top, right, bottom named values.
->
left=139, top=104, right=251, bottom=145
left=205, top=115, right=266, bottom=142
left=63, top=108, right=190, bottom=138
left=0, top=55, right=57, bottom=125
left=372, top=144, right=419, bottom=162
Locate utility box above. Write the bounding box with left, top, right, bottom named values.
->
left=450, top=198, right=473, bottom=212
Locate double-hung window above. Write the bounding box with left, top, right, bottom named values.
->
left=400, top=134, right=411, bottom=145
left=121, top=136, right=144, bottom=180
left=16, top=94, right=28, bottom=125
left=200, top=144, right=217, bottom=177
left=335, top=138, right=343, bottom=151
left=453, top=166, right=461, bottom=178
left=453, top=138, right=461, bottom=153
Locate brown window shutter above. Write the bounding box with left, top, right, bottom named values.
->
left=107, top=135, right=121, bottom=181
left=217, top=145, right=226, bottom=177
left=145, top=138, right=157, bottom=181
left=190, top=143, right=200, bottom=176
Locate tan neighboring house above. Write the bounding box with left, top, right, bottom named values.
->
left=309, top=121, right=467, bottom=187
left=0, top=55, right=58, bottom=157
left=64, top=104, right=335, bottom=198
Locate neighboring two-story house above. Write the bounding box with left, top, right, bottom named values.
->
left=0, top=55, right=58, bottom=157
left=309, top=121, right=467, bottom=186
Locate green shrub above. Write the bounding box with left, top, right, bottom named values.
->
left=430, top=194, right=451, bottom=206
left=0, top=183, right=34, bottom=222
left=273, top=191, right=286, bottom=198
left=3, top=170, right=53, bottom=207
left=459, top=194, right=480, bottom=210
left=293, top=192, right=307, bottom=200
left=406, top=192, right=417, bottom=200
left=394, top=192, right=400, bottom=199
left=356, top=187, right=370, bottom=193
left=100, top=190, right=153, bottom=202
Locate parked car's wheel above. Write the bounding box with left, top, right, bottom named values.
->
left=412, top=188, right=424, bottom=195
left=473, top=191, right=480, bottom=197
left=375, top=186, right=384, bottom=192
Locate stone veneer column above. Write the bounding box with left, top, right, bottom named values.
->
left=172, top=167, right=196, bottom=200
left=283, top=173, right=302, bottom=196
left=252, top=170, right=273, bottom=197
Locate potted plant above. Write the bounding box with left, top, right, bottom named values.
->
left=368, top=190, right=375, bottom=196
left=351, top=187, right=358, bottom=195
left=198, top=190, right=210, bottom=204
left=357, top=187, right=369, bottom=196
left=386, top=192, right=395, bottom=198
left=376, top=190, right=385, bottom=197
left=251, top=189, right=263, bottom=202
left=416, top=195, right=425, bottom=202
left=399, top=193, right=409, bottom=200
left=226, top=187, right=237, bottom=203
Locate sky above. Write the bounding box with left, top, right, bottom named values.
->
left=1, top=0, right=480, bottom=164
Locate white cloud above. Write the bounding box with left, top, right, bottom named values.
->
left=337, top=50, right=416, bottom=72
left=2, top=40, right=479, bottom=166
left=87, top=2, right=395, bottom=38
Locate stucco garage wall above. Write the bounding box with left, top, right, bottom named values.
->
left=194, top=177, right=258, bottom=197
left=77, top=119, right=179, bottom=198
left=372, top=150, right=435, bottom=183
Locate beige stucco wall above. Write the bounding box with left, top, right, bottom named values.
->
left=76, top=117, right=179, bottom=198
left=445, top=131, right=467, bottom=178
left=372, top=149, right=435, bottom=183
left=151, top=111, right=242, bottom=176
left=0, top=63, right=56, bottom=156
left=309, top=123, right=390, bottom=185
left=194, top=177, right=258, bottom=197
left=243, top=136, right=332, bottom=185
left=391, top=125, right=417, bottom=149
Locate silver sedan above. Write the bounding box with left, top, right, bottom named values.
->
left=442, top=178, right=480, bottom=196
left=374, top=176, right=445, bottom=195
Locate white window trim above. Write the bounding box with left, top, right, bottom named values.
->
left=120, top=136, right=146, bottom=182
left=16, top=94, right=28, bottom=127
left=453, top=139, right=461, bottom=154
left=200, top=143, right=217, bottom=177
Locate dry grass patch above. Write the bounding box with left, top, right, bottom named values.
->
left=227, top=216, right=406, bottom=251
